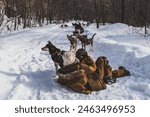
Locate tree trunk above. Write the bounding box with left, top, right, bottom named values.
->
left=94, top=0, right=99, bottom=28
left=121, top=0, right=125, bottom=23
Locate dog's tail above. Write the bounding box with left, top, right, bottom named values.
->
left=92, top=33, right=96, bottom=39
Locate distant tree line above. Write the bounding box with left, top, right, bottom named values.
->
left=0, top=0, right=150, bottom=30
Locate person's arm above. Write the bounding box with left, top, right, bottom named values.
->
left=80, top=56, right=96, bottom=74
left=81, top=63, right=96, bottom=74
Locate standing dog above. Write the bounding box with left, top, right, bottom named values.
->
left=77, top=33, right=96, bottom=51
left=41, top=41, right=76, bottom=74
left=72, top=23, right=84, bottom=34
left=67, top=34, right=78, bottom=51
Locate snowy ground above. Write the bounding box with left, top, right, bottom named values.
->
left=0, top=23, right=150, bottom=100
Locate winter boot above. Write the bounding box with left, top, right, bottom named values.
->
left=112, top=66, right=130, bottom=79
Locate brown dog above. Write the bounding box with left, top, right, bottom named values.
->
left=77, top=33, right=96, bottom=51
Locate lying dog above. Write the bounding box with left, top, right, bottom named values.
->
left=41, top=41, right=76, bottom=74
left=64, top=24, right=68, bottom=27
left=67, top=34, right=78, bottom=51
left=77, top=33, right=96, bottom=51
left=72, top=23, right=77, bottom=27
left=61, top=24, right=68, bottom=28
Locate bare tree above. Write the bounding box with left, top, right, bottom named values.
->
left=94, top=0, right=99, bottom=28
left=121, top=0, right=125, bottom=23
left=0, top=0, right=150, bottom=31
left=0, top=1, right=5, bottom=27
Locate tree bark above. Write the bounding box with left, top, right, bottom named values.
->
left=94, top=0, right=99, bottom=28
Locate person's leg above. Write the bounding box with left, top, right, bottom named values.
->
left=95, top=57, right=105, bottom=80
left=95, top=56, right=116, bottom=84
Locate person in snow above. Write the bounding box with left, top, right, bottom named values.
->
left=75, top=48, right=107, bottom=91
left=57, top=48, right=130, bottom=94
left=57, top=48, right=106, bottom=94
left=76, top=49, right=130, bottom=85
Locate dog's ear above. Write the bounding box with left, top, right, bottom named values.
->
left=48, top=41, right=52, bottom=44
left=67, top=34, right=72, bottom=38
left=67, top=34, right=70, bottom=39
left=84, top=35, right=87, bottom=38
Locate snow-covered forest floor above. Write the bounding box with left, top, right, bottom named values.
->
left=0, top=22, right=150, bottom=100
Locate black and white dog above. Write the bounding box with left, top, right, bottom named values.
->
left=41, top=41, right=76, bottom=74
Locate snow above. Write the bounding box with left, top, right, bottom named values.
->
left=0, top=23, right=150, bottom=100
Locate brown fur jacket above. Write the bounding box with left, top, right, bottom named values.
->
left=57, top=60, right=81, bottom=75
left=79, top=55, right=96, bottom=75
left=57, top=55, right=106, bottom=93
left=78, top=55, right=106, bottom=91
